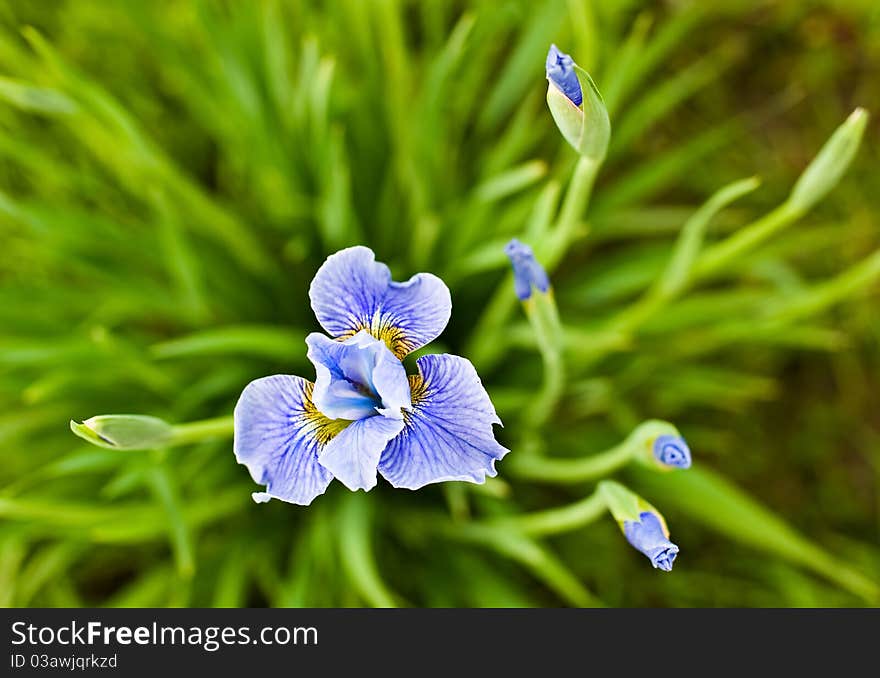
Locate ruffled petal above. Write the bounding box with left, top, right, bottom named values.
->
left=233, top=375, right=348, bottom=506
left=309, top=246, right=451, bottom=358
left=378, top=354, right=508, bottom=489
left=318, top=415, right=404, bottom=492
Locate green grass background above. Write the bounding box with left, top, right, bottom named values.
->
left=0, top=0, right=878, bottom=607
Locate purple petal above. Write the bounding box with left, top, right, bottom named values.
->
left=318, top=415, right=404, bottom=492
left=653, top=434, right=692, bottom=469
left=623, top=511, right=679, bottom=571
left=504, top=238, right=550, bottom=300
left=306, top=331, right=411, bottom=421
left=545, top=44, right=582, bottom=107
left=378, top=354, right=508, bottom=489
left=309, top=246, right=451, bottom=358
left=234, top=375, right=347, bottom=506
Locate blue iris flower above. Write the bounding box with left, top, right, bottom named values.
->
left=623, top=511, right=679, bottom=572
left=234, top=246, right=509, bottom=505
left=653, top=434, right=692, bottom=469
left=504, top=239, right=550, bottom=301
left=546, top=44, right=582, bottom=107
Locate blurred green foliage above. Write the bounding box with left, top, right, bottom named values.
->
left=0, top=0, right=878, bottom=607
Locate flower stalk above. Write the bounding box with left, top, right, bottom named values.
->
left=493, top=489, right=606, bottom=537
left=508, top=419, right=688, bottom=483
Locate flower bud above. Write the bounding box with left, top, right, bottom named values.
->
left=504, top=238, right=550, bottom=301
left=546, top=44, right=582, bottom=106
left=504, top=238, right=563, bottom=359
left=788, top=108, right=868, bottom=215
left=628, top=420, right=692, bottom=471
left=545, top=44, right=610, bottom=160
left=652, top=434, right=692, bottom=470
left=599, top=480, right=679, bottom=571
left=70, top=414, right=173, bottom=450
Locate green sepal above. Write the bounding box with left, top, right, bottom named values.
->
left=523, top=287, right=563, bottom=355
left=598, top=480, right=670, bottom=537
left=546, top=65, right=610, bottom=160
left=628, top=420, right=683, bottom=471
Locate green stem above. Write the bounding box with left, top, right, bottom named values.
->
left=467, top=154, right=602, bottom=371
left=169, top=415, right=234, bottom=446
left=509, top=419, right=677, bottom=483
left=495, top=490, right=606, bottom=536
left=510, top=440, right=635, bottom=483
left=525, top=346, right=564, bottom=428
left=572, top=182, right=789, bottom=370
left=694, top=201, right=800, bottom=279
left=546, top=155, right=601, bottom=266
left=522, top=290, right=566, bottom=429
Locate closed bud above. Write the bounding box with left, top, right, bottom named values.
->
left=504, top=238, right=550, bottom=301
left=505, top=238, right=563, bottom=356
left=599, top=480, right=679, bottom=572
left=628, top=420, right=692, bottom=471
left=545, top=44, right=610, bottom=160
left=70, top=414, right=173, bottom=450
left=788, top=108, right=868, bottom=214
left=652, top=434, right=691, bottom=469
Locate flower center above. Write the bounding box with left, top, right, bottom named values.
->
left=348, top=376, right=380, bottom=401
left=307, top=330, right=412, bottom=422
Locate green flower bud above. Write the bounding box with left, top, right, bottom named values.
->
left=545, top=45, right=610, bottom=160
left=598, top=480, right=679, bottom=571
left=788, top=108, right=868, bottom=214
left=627, top=420, right=692, bottom=471
left=70, top=414, right=173, bottom=450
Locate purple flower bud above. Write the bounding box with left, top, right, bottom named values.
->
left=545, top=44, right=582, bottom=107
left=653, top=434, right=692, bottom=469
left=504, top=239, right=550, bottom=301
left=624, top=511, right=679, bottom=572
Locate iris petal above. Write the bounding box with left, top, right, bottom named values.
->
left=318, top=415, right=405, bottom=492
left=378, top=354, right=508, bottom=489
left=545, top=44, right=583, bottom=107
left=233, top=375, right=348, bottom=506
left=653, top=434, right=692, bottom=469
left=306, top=331, right=411, bottom=421
left=623, top=511, right=679, bottom=571
left=309, top=246, right=451, bottom=358
left=504, top=238, right=550, bottom=300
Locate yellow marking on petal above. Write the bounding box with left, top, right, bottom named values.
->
left=338, top=312, right=415, bottom=358
left=302, top=382, right=351, bottom=444
left=402, top=374, right=429, bottom=425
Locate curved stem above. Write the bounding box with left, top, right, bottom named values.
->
left=495, top=490, right=606, bottom=536
left=509, top=441, right=634, bottom=483
left=508, top=419, right=677, bottom=483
